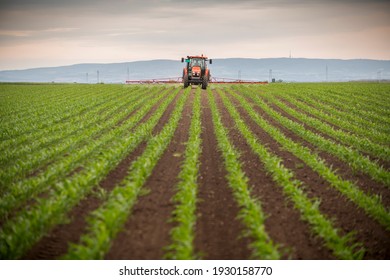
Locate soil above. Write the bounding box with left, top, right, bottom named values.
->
left=234, top=91, right=390, bottom=259
left=262, top=96, right=390, bottom=207
left=20, top=86, right=390, bottom=260
left=105, top=90, right=192, bottom=259
left=215, top=91, right=333, bottom=259
left=22, top=89, right=176, bottom=260
left=193, top=90, right=251, bottom=259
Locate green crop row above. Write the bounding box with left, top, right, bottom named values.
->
left=63, top=87, right=190, bottom=259
left=0, top=86, right=181, bottom=259
left=324, top=86, right=390, bottom=114
left=0, top=84, right=96, bottom=118
left=292, top=89, right=389, bottom=134
left=220, top=88, right=363, bottom=259
left=293, top=86, right=390, bottom=128
left=0, top=84, right=89, bottom=120
left=236, top=87, right=390, bottom=230
left=1, top=86, right=131, bottom=144
left=0, top=87, right=153, bottom=188
left=262, top=93, right=390, bottom=161
left=238, top=86, right=389, bottom=187
left=341, top=83, right=390, bottom=103
left=0, top=87, right=168, bottom=219
left=272, top=84, right=390, bottom=131
left=280, top=90, right=389, bottom=143
left=1, top=85, right=110, bottom=140
left=0, top=87, right=146, bottom=171
left=165, top=88, right=202, bottom=260
left=0, top=85, right=68, bottom=118
left=207, top=89, right=280, bottom=260
left=0, top=86, right=143, bottom=154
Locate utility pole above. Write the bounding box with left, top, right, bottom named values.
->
left=238, top=70, right=241, bottom=81
left=269, top=69, right=272, bottom=83
left=97, top=70, right=99, bottom=84
left=127, top=66, right=130, bottom=81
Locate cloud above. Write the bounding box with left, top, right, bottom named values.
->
left=0, top=30, right=31, bottom=37
left=0, top=27, right=79, bottom=38
left=0, top=0, right=389, bottom=69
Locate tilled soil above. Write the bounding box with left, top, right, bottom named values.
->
left=193, top=91, right=251, bottom=259
left=227, top=91, right=390, bottom=259
left=21, top=87, right=390, bottom=260
left=105, top=92, right=194, bottom=259
left=215, top=92, right=333, bottom=259
left=23, top=89, right=178, bottom=260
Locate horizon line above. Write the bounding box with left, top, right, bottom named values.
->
left=1, top=56, right=390, bottom=72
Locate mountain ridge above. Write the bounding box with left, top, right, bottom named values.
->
left=1, top=58, right=389, bottom=83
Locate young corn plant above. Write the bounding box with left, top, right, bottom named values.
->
left=239, top=86, right=390, bottom=187
left=220, top=88, right=364, bottom=259
left=234, top=88, right=390, bottom=231
left=0, top=87, right=150, bottom=189
left=0, top=87, right=166, bottom=219
left=300, top=86, right=389, bottom=127
left=282, top=90, right=389, bottom=144
left=1, top=85, right=104, bottom=140
left=0, top=87, right=181, bottom=259
left=164, top=88, right=202, bottom=260
left=263, top=93, right=390, bottom=161
left=207, top=89, right=280, bottom=260
left=63, top=87, right=191, bottom=259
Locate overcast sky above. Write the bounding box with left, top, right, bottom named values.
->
left=0, top=0, right=389, bottom=70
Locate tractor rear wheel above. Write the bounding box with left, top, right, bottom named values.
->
left=183, top=74, right=189, bottom=88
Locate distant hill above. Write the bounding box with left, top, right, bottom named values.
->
left=0, top=58, right=389, bottom=83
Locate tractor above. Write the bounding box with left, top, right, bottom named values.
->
left=181, top=55, right=212, bottom=89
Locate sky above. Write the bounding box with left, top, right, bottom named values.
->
left=0, top=0, right=389, bottom=70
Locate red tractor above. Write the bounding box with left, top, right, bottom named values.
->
left=181, top=55, right=212, bottom=89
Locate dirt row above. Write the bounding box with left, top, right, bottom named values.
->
left=23, top=87, right=389, bottom=260
left=270, top=96, right=390, bottom=170
left=221, top=90, right=390, bottom=259
left=23, top=88, right=181, bottom=259
left=260, top=95, right=390, bottom=207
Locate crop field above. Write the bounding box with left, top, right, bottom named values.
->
left=0, top=82, right=389, bottom=260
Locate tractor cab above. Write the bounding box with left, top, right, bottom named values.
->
left=189, top=58, right=204, bottom=68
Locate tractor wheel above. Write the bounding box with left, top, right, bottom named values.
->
left=201, top=76, right=208, bottom=90
left=183, top=74, right=189, bottom=88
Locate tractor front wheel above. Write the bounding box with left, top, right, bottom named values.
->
left=201, top=76, right=208, bottom=90
left=183, top=74, right=189, bottom=88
